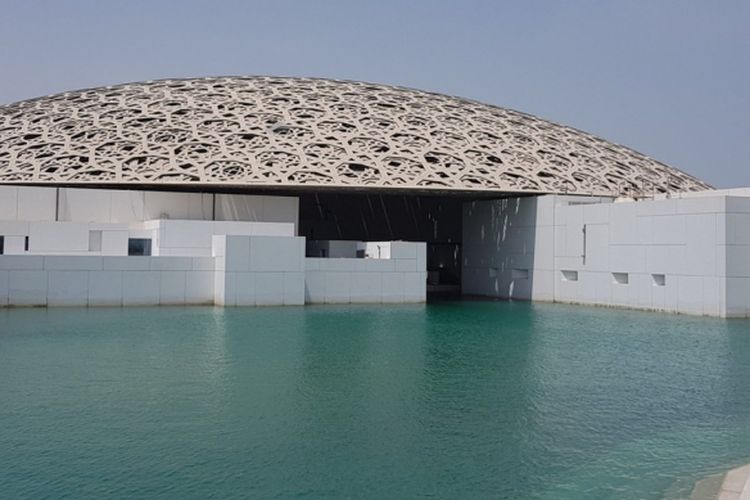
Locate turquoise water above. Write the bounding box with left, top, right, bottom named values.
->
left=0, top=302, right=749, bottom=499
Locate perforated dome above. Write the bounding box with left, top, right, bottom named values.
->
left=0, top=76, right=711, bottom=195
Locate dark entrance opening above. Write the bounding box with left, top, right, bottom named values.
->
left=298, top=192, right=465, bottom=298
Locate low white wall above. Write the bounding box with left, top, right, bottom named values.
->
left=0, top=255, right=215, bottom=307
left=463, top=192, right=750, bottom=318
left=304, top=241, right=426, bottom=304
left=0, top=237, right=428, bottom=308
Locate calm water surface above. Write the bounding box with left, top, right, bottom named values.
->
left=1, top=301, right=749, bottom=499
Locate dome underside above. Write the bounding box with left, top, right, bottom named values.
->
left=0, top=76, right=711, bottom=196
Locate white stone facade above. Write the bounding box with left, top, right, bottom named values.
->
left=0, top=186, right=427, bottom=307
left=463, top=190, right=750, bottom=317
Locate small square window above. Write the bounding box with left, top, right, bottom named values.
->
left=561, top=270, right=578, bottom=282
left=512, top=268, right=529, bottom=280
left=128, top=238, right=152, bottom=256
left=652, top=274, right=666, bottom=287
left=612, top=272, right=629, bottom=285
left=89, top=231, right=102, bottom=252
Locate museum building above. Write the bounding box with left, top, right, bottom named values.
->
left=0, top=76, right=748, bottom=316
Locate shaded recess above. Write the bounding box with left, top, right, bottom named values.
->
left=299, top=192, right=463, bottom=290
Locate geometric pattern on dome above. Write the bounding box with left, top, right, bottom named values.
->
left=0, top=76, right=711, bottom=196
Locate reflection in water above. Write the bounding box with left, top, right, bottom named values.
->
left=0, top=303, right=748, bottom=499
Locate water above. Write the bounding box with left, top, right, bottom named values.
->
left=0, top=302, right=749, bottom=499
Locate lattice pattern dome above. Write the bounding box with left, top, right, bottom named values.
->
left=0, top=76, right=711, bottom=195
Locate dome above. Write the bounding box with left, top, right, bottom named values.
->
left=0, top=76, right=711, bottom=196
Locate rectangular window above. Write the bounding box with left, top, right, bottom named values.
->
left=512, top=268, right=529, bottom=280
left=612, top=272, right=629, bottom=285
left=652, top=273, right=666, bottom=287
left=128, top=238, right=152, bottom=256
left=0, top=236, right=4, bottom=255
left=24, top=236, right=29, bottom=252
left=561, top=270, right=579, bottom=282
left=89, top=231, right=103, bottom=252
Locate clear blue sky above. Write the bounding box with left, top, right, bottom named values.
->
left=1, top=0, right=747, bottom=187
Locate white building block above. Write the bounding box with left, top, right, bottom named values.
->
left=324, top=272, right=350, bottom=304
left=58, top=188, right=113, bottom=222
left=349, top=272, right=382, bottom=303
left=0, top=270, right=9, bottom=306
left=44, top=256, right=102, bottom=271
left=283, top=272, right=304, bottom=305
left=0, top=255, right=44, bottom=270
left=8, top=270, right=47, bottom=306
left=255, top=272, right=284, bottom=305
left=29, top=222, right=89, bottom=253
left=250, top=236, right=304, bottom=272
left=304, top=271, right=326, bottom=303
left=3, top=236, right=26, bottom=254
left=110, top=190, right=145, bottom=223
left=101, top=230, right=128, bottom=255
left=159, top=271, right=187, bottom=305
left=0, top=186, right=19, bottom=220
left=652, top=215, right=686, bottom=245
left=225, top=236, right=251, bottom=271
left=391, top=241, right=417, bottom=259
left=403, top=272, right=427, bottom=302
left=17, top=187, right=56, bottom=221
left=122, top=271, right=160, bottom=306
left=103, top=256, right=150, bottom=271
left=88, top=271, right=123, bottom=306
left=47, top=271, right=88, bottom=306
left=233, top=272, right=256, bottom=305
left=0, top=221, right=29, bottom=236
left=150, top=257, right=192, bottom=271
left=381, top=272, right=404, bottom=303
left=185, top=271, right=215, bottom=304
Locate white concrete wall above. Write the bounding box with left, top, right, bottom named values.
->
left=212, top=235, right=305, bottom=306
left=0, top=255, right=215, bottom=307
left=463, top=192, right=750, bottom=318
left=0, top=186, right=299, bottom=230
left=725, top=196, right=750, bottom=317
left=304, top=241, right=426, bottom=304
left=552, top=196, right=729, bottom=316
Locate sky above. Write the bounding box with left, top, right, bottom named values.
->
left=0, top=0, right=747, bottom=188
